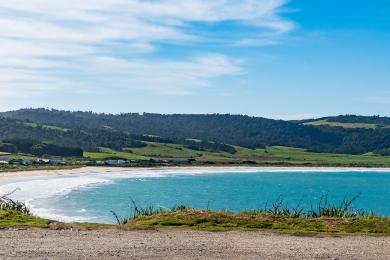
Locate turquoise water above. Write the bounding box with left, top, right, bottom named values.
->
left=34, top=170, right=390, bottom=223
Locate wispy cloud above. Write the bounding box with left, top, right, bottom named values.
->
left=0, top=0, right=293, bottom=97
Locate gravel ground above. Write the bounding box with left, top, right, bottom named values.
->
left=0, top=229, right=389, bottom=259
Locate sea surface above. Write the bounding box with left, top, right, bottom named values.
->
left=1, top=168, right=390, bottom=223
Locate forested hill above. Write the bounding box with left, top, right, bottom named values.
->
left=1, top=109, right=390, bottom=156
left=301, top=115, right=390, bottom=127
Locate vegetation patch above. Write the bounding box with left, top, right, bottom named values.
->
left=125, top=209, right=390, bottom=234
left=0, top=192, right=389, bottom=235
left=304, top=119, right=378, bottom=129
left=84, top=147, right=149, bottom=160
left=0, top=209, right=50, bottom=228
left=0, top=193, right=50, bottom=228
left=85, top=143, right=390, bottom=167
left=113, top=196, right=390, bottom=235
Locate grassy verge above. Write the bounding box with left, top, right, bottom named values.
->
left=0, top=194, right=50, bottom=228
left=0, top=209, right=50, bottom=228
left=1, top=207, right=389, bottom=235
left=126, top=209, right=390, bottom=235
left=115, top=196, right=390, bottom=235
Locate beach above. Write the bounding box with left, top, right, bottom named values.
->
left=0, top=166, right=129, bottom=180
left=2, top=166, right=390, bottom=180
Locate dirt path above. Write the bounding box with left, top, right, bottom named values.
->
left=0, top=229, right=389, bottom=259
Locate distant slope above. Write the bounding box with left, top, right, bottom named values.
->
left=302, top=115, right=390, bottom=129
left=0, top=108, right=344, bottom=150
left=327, top=115, right=390, bottom=125
left=0, top=117, right=144, bottom=154
left=304, top=119, right=378, bottom=129
left=1, top=109, right=390, bottom=155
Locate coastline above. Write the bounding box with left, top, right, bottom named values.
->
left=1, top=165, right=390, bottom=228
left=1, top=165, right=390, bottom=181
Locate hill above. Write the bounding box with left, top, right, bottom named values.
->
left=0, top=109, right=390, bottom=156
left=302, top=115, right=390, bottom=129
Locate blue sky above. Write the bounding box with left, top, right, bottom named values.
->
left=0, top=0, right=389, bottom=119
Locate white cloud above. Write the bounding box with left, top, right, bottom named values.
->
left=63, top=54, right=243, bottom=95
left=0, top=0, right=293, bottom=98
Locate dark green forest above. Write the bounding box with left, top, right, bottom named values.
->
left=0, top=109, right=389, bottom=157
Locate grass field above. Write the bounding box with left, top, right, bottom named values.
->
left=84, top=147, right=149, bottom=161
left=131, top=142, right=202, bottom=158
left=18, top=121, right=70, bottom=132
left=243, top=146, right=390, bottom=166
left=304, top=119, right=378, bottom=129
left=82, top=142, right=390, bottom=167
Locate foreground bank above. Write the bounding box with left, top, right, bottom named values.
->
left=1, top=205, right=390, bottom=235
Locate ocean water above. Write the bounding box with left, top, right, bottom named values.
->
left=1, top=168, right=390, bottom=223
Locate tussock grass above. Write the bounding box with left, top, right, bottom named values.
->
left=117, top=195, right=390, bottom=235
left=0, top=189, right=30, bottom=214
left=111, top=198, right=165, bottom=224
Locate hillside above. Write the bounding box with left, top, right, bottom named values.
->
left=302, top=115, right=390, bottom=129
left=0, top=109, right=390, bottom=156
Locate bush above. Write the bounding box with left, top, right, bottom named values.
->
left=0, top=190, right=30, bottom=215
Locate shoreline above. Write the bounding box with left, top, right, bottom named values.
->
left=1, top=165, right=390, bottom=181
left=1, top=165, right=390, bottom=228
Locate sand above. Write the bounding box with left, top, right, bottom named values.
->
left=0, top=229, right=389, bottom=259
left=0, top=166, right=130, bottom=180
left=1, top=166, right=390, bottom=181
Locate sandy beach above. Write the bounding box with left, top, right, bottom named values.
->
left=0, top=166, right=131, bottom=180
left=1, top=166, right=390, bottom=181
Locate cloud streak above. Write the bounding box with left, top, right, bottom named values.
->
left=0, top=0, right=293, bottom=98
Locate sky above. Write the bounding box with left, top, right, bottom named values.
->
left=0, top=0, right=389, bottom=119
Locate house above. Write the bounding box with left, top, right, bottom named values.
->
left=95, top=160, right=105, bottom=165
left=34, top=159, right=50, bottom=165
left=49, top=160, right=61, bottom=165
left=9, top=159, right=32, bottom=166
left=105, top=159, right=126, bottom=166
left=128, top=160, right=141, bottom=163
left=188, top=158, right=197, bottom=164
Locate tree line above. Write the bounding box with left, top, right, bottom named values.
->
left=0, top=109, right=389, bottom=156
